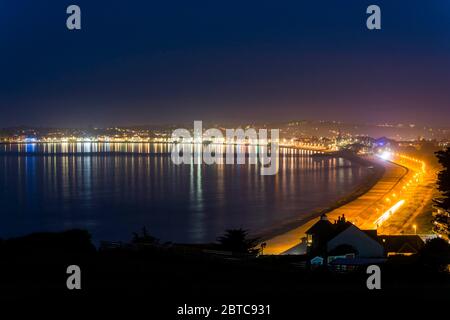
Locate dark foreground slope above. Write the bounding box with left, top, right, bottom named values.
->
left=0, top=230, right=449, bottom=317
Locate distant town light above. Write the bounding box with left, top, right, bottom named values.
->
left=379, top=150, right=392, bottom=161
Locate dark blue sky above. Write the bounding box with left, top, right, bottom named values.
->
left=1, top=1, right=450, bottom=127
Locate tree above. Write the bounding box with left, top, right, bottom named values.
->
left=217, top=229, right=260, bottom=254
left=419, top=238, right=450, bottom=272
left=433, top=149, right=450, bottom=239
left=132, top=227, right=159, bottom=245
left=435, top=148, right=450, bottom=212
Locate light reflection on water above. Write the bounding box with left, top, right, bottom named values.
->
left=0, top=143, right=370, bottom=243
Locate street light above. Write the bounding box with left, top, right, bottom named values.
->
left=413, top=224, right=417, bottom=235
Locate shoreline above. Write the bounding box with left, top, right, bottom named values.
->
left=253, top=151, right=384, bottom=242
left=259, top=152, right=408, bottom=255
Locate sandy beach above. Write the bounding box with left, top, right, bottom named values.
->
left=261, top=155, right=409, bottom=255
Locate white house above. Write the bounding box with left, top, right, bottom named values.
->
left=327, top=224, right=385, bottom=258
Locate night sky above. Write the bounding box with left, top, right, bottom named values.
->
left=1, top=1, right=450, bottom=127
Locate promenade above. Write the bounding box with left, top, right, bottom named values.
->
left=263, top=157, right=409, bottom=255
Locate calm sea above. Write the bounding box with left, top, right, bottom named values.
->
left=0, top=143, right=371, bottom=243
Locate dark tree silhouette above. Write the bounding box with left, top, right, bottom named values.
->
left=132, top=227, right=159, bottom=245
left=217, top=229, right=260, bottom=254
left=435, top=148, right=450, bottom=212
left=433, top=149, right=450, bottom=239
left=420, top=238, right=450, bottom=272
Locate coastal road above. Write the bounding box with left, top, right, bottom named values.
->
left=378, top=169, right=436, bottom=235
left=262, top=156, right=409, bottom=255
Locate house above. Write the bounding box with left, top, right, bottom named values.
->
left=327, top=224, right=385, bottom=259
left=378, top=235, right=425, bottom=256
left=305, top=213, right=337, bottom=255
left=304, top=213, right=425, bottom=270
left=306, top=213, right=384, bottom=258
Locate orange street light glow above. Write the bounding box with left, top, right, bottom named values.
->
left=374, top=199, right=406, bottom=227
